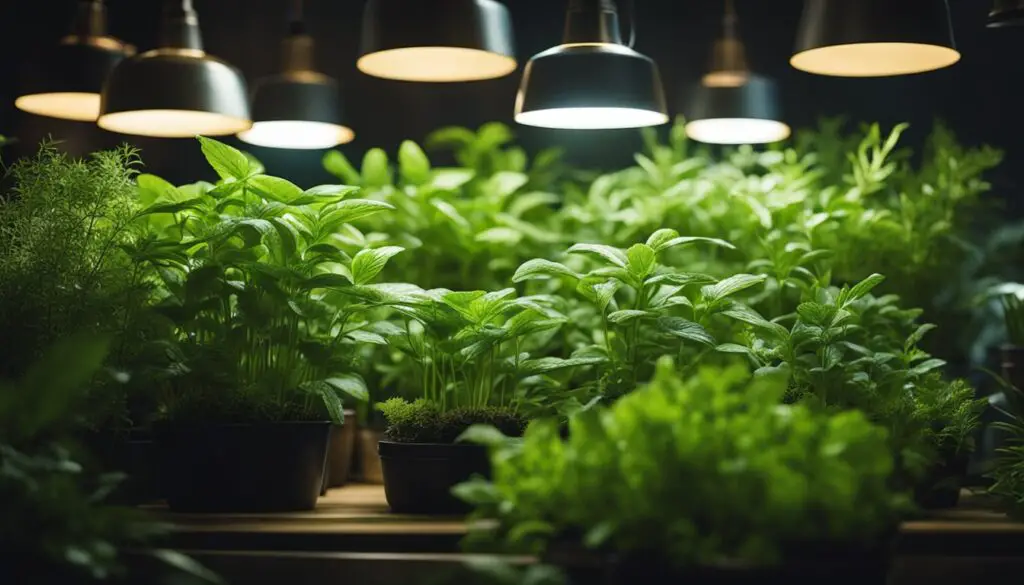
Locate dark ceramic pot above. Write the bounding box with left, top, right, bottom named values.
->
left=379, top=440, right=489, bottom=514
left=82, top=429, right=161, bottom=505
left=156, top=421, right=330, bottom=513
left=321, top=410, right=357, bottom=493
left=357, top=428, right=385, bottom=484
left=915, top=449, right=970, bottom=509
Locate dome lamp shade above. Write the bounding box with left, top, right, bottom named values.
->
left=791, top=0, right=960, bottom=77
left=98, top=0, right=251, bottom=138
left=990, top=0, right=1024, bottom=27
left=239, top=13, right=354, bottom=150
left=357, top=0, right=517, bottom=82
left=16, top=1, right=134, bottom=121
left=515, top=0, right=669, bottom=130
left=685, top=0, right=790, bottom=145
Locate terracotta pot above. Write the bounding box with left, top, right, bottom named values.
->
left=322, top=410, right=357, bottom=491
left=358, top=428, right=385, bottom=484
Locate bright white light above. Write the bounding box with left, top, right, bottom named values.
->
left=515, top=107, right=669, bottom=130
left=791, top=43, right=960, bottom=77
left=98, top=109, right=252, bottom=138
left=357, top=47, right=517, bottom=82
left=686, top=118, right=792, bottom=145
left=16, top=92, right=101, bottom=121
left=238, top=121, right=355, bottom=150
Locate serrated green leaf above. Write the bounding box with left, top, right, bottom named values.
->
left=842, top=273, right=886, bottom=306
left=626, top=243, right=657, bottom=280
left=701, top=274, right=767, bottom=303
left=517, top=356, right=606, bottom=376
left=350, top=246, right=404, bottom=285
left=248, top=174, right=304, bottom=203
left=657, top=316, right=715, bottom=346
left=321, top=199, right=395, bottom=227
left=430, top=198, right=470, bottom=229
left=198, top=136, right=256, bottom=181
left=568, top=243, right=628, bottom=268
left=608, top=309, right=654, bottom=324
left=513, top=259, right=581, bottom=282
left=361, top=148, right=392, bottom=187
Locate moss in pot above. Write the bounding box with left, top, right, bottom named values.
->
left=456, top=359, right=910, bottom=584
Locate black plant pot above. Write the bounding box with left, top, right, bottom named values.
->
left=549, top=542, right=892, bottom=585
left=379, top=441, right=489, bottom=514
left=915, top=450, right=970, bottom=509
left=156, top=421, right=330, bottom=513
left=321, top=410, right=357, bottom=494
left=82, top=429, right=161, bottom=505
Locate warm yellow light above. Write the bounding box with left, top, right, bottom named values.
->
left=238, top=121, right=355, bottom=150
left=790, top=43, right=961, bottom=77
left=686, top=118, right=792, bottom=145
left=516, top=107, right=669, bottom=130
left=357, top=47, right=517, bottom=82
left=15, top=92, right=102, bottom=121
left=702, top=71, right=749, bottom=88
left=98, top=109, right=252, bottom=138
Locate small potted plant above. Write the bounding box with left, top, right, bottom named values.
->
left=373, top=286, right=604, bottom=514
left=133, top=137, right=403, bottom=513
left=457, top=358, right=909, bottom=584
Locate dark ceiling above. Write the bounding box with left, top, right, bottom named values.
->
left=0, top=0, right=1020, bottom=199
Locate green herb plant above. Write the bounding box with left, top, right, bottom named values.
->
left=513, top=230, right=766, bottom=398
left=373, top=284, right=605, bottom=443
left=129, top=137, right=404, bottom=424
left=456, top=358, right=907, bottom=567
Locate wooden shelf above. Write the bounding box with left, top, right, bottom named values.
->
left=158, top=485, right=1024, bottom=556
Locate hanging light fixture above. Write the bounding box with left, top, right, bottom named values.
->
left=238, top=1, right=354, bottom=149
left=98, top=0, right=250, bottom=137
left=357, top=0, right=516, bottom=82
left=990, top=0, right=1024, bottom=27
left=791, top=0, right=960, bottom=77
left=685, top=0, right=789, bottom=145
left=15, top=0, right=134, bottom=121
left=515, top=0, right=668, bottom=130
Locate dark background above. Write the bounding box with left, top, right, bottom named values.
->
left=0, top=0, right=1020, bottom=198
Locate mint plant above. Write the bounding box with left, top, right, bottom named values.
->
left=513, top=230, right=766, bottom=397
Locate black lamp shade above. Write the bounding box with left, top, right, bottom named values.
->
left=237, top=75, right=354, bottom=149
left=515, top=44, right=669, bottom=130
left=990, top=0, right=1024, bottom=27
left=358, top=0, right=516, bottom=82
left=791, top=0, right=960, bottom=77
left=16, top=39, right=131, bottom=121
left=684, top=75, right=790, bottom=145
left=98, top=50, right=251, bottom=137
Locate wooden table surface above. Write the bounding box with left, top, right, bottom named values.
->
left=159, top=485, right=1024, bottom=556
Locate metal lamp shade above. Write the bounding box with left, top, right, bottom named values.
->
left=990, top=0, right=1024, bottom=27
left=238, top=75, right=354, bottom=150
left=16, top=38, right=132, bottom=121
left=98, top=50, right=251, bottom=138
left=684, top=75, right=790, bottom=145
left=791, top=0, right=960, bottom=77
left=515, top=44, right=669, bottom=130
left=358, top=0, right=516, bottom=82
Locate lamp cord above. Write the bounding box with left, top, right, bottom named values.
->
left=724, top=0, right=737, bottom=39
left=626, top=0, right=636, bottom=48
left=943, top=0, right=957, bottom=48
left=290, top=0, right=306, bottom=34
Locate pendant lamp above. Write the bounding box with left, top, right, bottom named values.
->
left=15, top=1, right=134, bottom=122
left=685, top=0, right=789, bottom=145
left=515, top=0, right=668, bottom=130
left=358, top=0, right=516, bottom=82
left=791, top=0, right=961, bottom=77
left=239, top=2, right=354, bottom=149
left=98, top=0, right=251, bottom=137
left=990, top=0, right=1024, bottom=27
